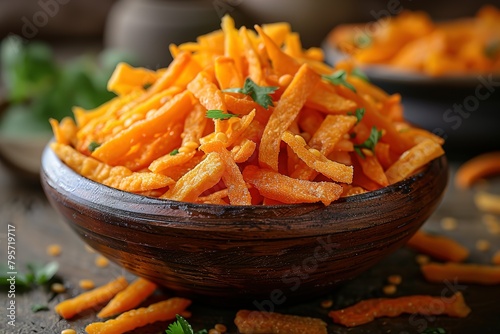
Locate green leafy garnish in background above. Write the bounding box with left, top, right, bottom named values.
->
left=165, top=315, right=207, bottom=334
left=351, top=67, right=369, bottom=82
left=0, top=261, right=59, bottom=289
left=0, top=35, right=135, bottom=136
left=206, top=109, right=238, bottom=120
left=322, top=70, right=357, bottom=92
left=169, top=148, right=180, bottom=156
left=223, top=78, right=278, bottom=109
left=354, top=126, right=383, bottom=158
left=31, top=304, right=49, bottom=313
left=347, top=108, right=365, bottom=124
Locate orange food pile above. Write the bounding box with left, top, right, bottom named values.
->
left=50, top=15, right=444, bottom=206
left=328, top=5, right=500, bottom=76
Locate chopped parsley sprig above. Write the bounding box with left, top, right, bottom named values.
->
left=206, top=109, right=238, bottom=120
left=165, top=315, right=207, bottom=334
left=322, top=70, right=357, bottom=92
left=223, top=78, right=278, bottom=109
left=354, top=126, right=383, bottom=158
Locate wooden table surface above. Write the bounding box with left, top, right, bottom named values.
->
left=2, top=157, right=500, bottom=334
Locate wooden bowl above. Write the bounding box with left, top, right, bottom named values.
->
left=40, top=145, right=448, bottom=301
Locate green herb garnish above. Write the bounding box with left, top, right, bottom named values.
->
left=354, top=33, right=372, bottom=49
left=165, top=315, right=207, bottom=334
left=88, top=141, right=101, bottom=152
left=31, top=304, right=49, bottom=313
left=347, top=108, right=365, bottom=124
left=206, top=109, right=238, bottom=120
left=322, top=70, right=356, bottom=92
left=143, top=82, right=152, bottom=90
left=223, top=78, right=278, bottom=109
left=169, top=148, right=180, bottom=156
left=354, top=126, right=383, bottom=158
left=0, top=261, right=59, bottom=289
left=485, top=40, right=500, bottom=59
left=351, top=67, right=369, bottom=82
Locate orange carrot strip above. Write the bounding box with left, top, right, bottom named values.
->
left=49, top=117, right=77, bottom=145
left=259, top=64, right=320, bottom=171
left=97, top=277, right=157, bottom=318
left=51, top=143, right=174, bottom=192
left=406, top=230, right=469, bottom=262
left=474, top=191, right=500, bottom=214
left=85, top=297, right=191, bottom=334
left=254, top=25, right=300, bottom=76
left=329, top=292, right=470, bottom=327
left=421, top=262, right=500, bottom=285
left=107, top=62, right=158, bottom=96
left=187, top=71, right=227, bottom=113
left=282, top=131, right=353, bottom=184
left=493, top=250, right=500, bottom=265
left=146, top=51, right=191, bottom=96
left=162, top=152, right=225, bottom=202
left=455, top=152, right=500, bottom=189
left=200, top=140, right=252, bottom=205
left=385, top=139, right=445, bottom=184
left=91, top=91, right=193, bottom=165
left=305, top=82, right=358, bottom=114
left=54, top=276, right=128, bottom=319
left=233, top=139, right=257, bottom=163
left=215, top=56, right=243, bottom=90
left=240, top=26, right=264, bottom=85
left=355, top=154, right=389, bottom=187
left=221, top=14, right=243, bottom=75
left=234, top=310, right=327, bottom=334
left=243, top=165, right=343, bottom=205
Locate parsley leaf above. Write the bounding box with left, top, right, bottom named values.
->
left=31, top=304, right=49, bottom=312
left=169, top=149, right=180, bottom=156
left=166, top=315, right=207, bottom=334
left=485, top=40, right=500, bottom=59
left=322, top=70, right=356, bottom=92
left=28, top=261, right=59, bottom=285
left=351, top=67, right=369, bottom=82
left=223, top=78, right=278, bottom=109
left=206, top=109, right=238, bottom=120
left=347, top=108, right=365, bottom=124
left=354, top=126, right=383, bottom=158
left=354, top=33, right=372, bottom=49
left=88, top=141, right=101, bottom=152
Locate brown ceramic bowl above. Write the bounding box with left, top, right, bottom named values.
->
left=40, top=145, right=448, bottom=301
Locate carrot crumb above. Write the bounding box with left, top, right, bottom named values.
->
left=61, top=329, right=76, bottom=334
left=214, top=324, right=227, bottom=333
left=79, top=279, right=95, bottom=290
left=95, top=255, right=109, bottom=268
left=47, top=244, right=62, bottom=256
left=321, top=299, right=333, bottom=309
left=387, top=275, right=402, bottom=285
left=208, top=329, right=221, bottom=334
left=51, top=283, right=66, bottom=294
left=476, top=239, right=491, bottom=252
left=440, top=217, right=458, bottom=231
left=383, top=284, right=397, bottom=295
left=415, top=254, right=430, bottom=265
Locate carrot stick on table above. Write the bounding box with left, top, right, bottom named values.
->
left=421, top=262, right=500, bottom=285
left=329, top=292, right=471, bottom=327
left=55, top=276, right=128, bottom=319
left=97, top=277, right=158, bottom=319
left=455, top=151, right=500, bottom=189
left=86, top=297, right=191, bottom=334
left=406, top=230, right=469, bottom=262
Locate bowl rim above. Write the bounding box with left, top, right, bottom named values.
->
left=41, top=141, right=448, bottom=236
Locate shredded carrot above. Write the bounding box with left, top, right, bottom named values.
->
left=421, top=262, right=500, bottom=285
left=85, top=297, right=191, bottom=334
left=406, top=230, right=469, bottom=262
left=48, top=14, right=445, bottom=206
left=455, top=152, right=500, bottom=189
left=54, top=276, right=128, bottom=319
left=234, top=310, right=327, bottom=334
left=329, top=292, right=471, bottom=327
left=97, top=277, right=158, bottom=319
